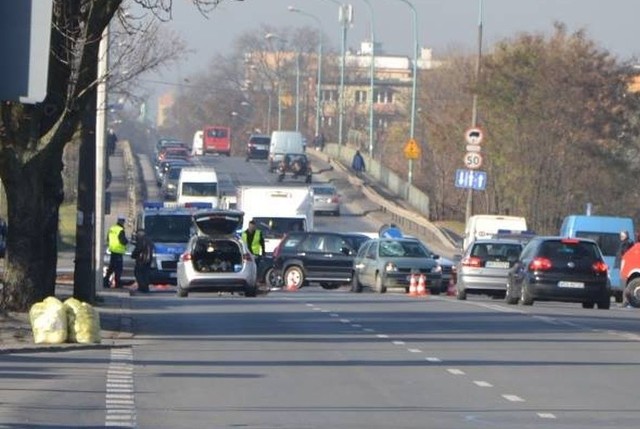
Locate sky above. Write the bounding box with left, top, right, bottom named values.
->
left=146, top=0, right=639, bottom=88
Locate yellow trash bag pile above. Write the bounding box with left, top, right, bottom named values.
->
left=29, top=296, right=101, bottom=344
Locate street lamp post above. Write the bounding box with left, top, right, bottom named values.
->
left=360, top=0, right=376, bottom=158
left=288, top=6, right=323, bottom=137
left=265, top=32, right=286, bottom=130
left=295, top=52, right=300, bottom=131
left=396, top=0, right=419, bottom=186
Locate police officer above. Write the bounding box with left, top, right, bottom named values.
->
left=103, top=215, right=128, bottom=288
left=242, top=220, right=266, bottom=262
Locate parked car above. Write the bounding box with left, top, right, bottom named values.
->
left=455, top=238, right=524, bottom=300
left=351, top=238, right=442, bottom=294
left=176, top=209, right=258, bottom=297
left=505, top=236, right=610, bottom=309
left=272, top=231, right=360, bottom=290
left=311, top=184, right=340, bottom=216
left=246, top=134, right=271, bottom=161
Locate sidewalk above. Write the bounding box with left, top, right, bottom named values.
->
left=0, top=142, right=135, bottom=353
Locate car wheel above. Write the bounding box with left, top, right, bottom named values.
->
left=177, top=286, right=188, bottom=298
left=244, top=286, right=257, bottom=297
left=265, top=268, right=281, bottom=289
left=519, top=284, right=534, bottom=306
left=582, top=302, right=595, bottom=309
left=284, top=266, right=304, bottom=289
left=626, top=278, right=640, bottom=308
left=374, top=273, right=387, bottom=294
left=614, top=291, right=623, bottom=303
left=351, top=272, right=363, bottom=293
left=456, top=287, right=467, bottom=300
left=505, top=282, right=519, bottom=305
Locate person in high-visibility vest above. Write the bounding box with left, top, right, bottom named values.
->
left=242, top=220, right=265, bottom=261
left=103, top=215, right=129, bottom=289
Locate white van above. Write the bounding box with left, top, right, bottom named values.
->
left=268, top=130, right=305, bottom=172
left=177, top=167, right=220, bottom=208
left=463, top=214, right=528, bottom=251
left=191, top=130, right=204, bottom=156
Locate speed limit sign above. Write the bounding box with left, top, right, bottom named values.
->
left=463, top=152, right=483, bottom=169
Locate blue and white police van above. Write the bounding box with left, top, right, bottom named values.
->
left=105, top=201, right=212, bottom=286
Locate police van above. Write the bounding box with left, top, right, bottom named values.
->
left=107, top=201, right=212, bottom=286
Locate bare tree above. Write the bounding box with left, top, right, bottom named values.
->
left=0, top=0, right=233, bottom=312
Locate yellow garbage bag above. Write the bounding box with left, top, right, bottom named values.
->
left=29, top=296, right=68, bottom=344
left=64, top=297, right=101, bottom=344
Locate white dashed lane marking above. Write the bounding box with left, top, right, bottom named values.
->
left=473, top=381, right=493, bottom=387
left=538, top=413, right=557, bottom=419
left=447, top=369, right=466, bottom=375
left=502, top=394, right=525, bottom=402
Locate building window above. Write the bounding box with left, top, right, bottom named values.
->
left=374, top=90, right=394, bottom=104
left=322, top=90, right=338, bottom=102
left=355, top=90, right=367, bottom=104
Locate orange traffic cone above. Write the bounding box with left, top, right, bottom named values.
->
left=286, top=277, right=299, bottom=292
left=417, top=274, right=428, bottom=297
left=408, top=274, right=418, bottom=296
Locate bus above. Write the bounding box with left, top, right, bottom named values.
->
left=203, top=125, right=231, bottom=156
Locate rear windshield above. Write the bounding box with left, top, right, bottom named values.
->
left=250, top=137, right=270, bottom=145
left=181, top=182, right=218, bottom=197
left=471, top=242, right=522, bottom=260
left=207, top=128, right=228, bottom=138
left=575, top=232, right=618, bottom=257
left=539, top=240, right=600, bottom=260
left=313, top=187, right=335, bottom=196
left=252, top=217, right=305, bottom=239
left=144, top=214, right=193, bottom=243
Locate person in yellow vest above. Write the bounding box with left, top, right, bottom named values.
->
left=103, top=215, right=129, bottom=289
left=241, top=220, right=265, bottom=262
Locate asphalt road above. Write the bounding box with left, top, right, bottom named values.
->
left=2, top=147, right=640, bottom=428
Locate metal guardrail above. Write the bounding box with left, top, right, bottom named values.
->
left=308, top=145, right=458, bottom=254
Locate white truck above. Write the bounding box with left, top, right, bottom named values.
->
left=236, top=186, right=314, bottom=254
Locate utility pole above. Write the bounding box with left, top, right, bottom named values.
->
left=465, top=0, right=484, bottom=222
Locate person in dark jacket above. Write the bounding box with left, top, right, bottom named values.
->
left=616, top=230, right=634, bottom=268
left=131, top=229, right=154, bottom=293
left=351, top=150, right=365, bottom=177
left=103, top=215, right=128, bottom=288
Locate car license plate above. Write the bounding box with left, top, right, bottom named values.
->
left=485, top=261, right=509, bottom=268
left=256, top=144, right=267, bottom=150
left=557, top=281, right=584, bottom=288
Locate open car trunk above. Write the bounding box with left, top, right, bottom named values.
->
left=191, top=238, right=243, bottom=273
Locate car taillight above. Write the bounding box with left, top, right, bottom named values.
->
left=529, top=257, right=552, bottom=271
left=180, top=252, right=192, bottom=262
left=592, top=261, right=608, bottom=274
left=462, top=256, right=483, bottom=267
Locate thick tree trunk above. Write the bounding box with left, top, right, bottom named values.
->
left=0, top=147, right=64, bottom=312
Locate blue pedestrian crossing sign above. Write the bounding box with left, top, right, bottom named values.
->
left=455, top=169, right=487, bottom=190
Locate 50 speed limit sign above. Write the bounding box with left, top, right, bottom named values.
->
left=463, top=152, right=483, bottom=169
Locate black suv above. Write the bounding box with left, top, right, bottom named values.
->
left=272, top=232, right=368, bottom=290
left=505, top=236, right=610, bottom=309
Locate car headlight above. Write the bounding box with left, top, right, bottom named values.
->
left=385, top=262, right=398, bottom=272
left=167, top=184, right=175, bottom=190
left=432, top=265, right=442, bottom=273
